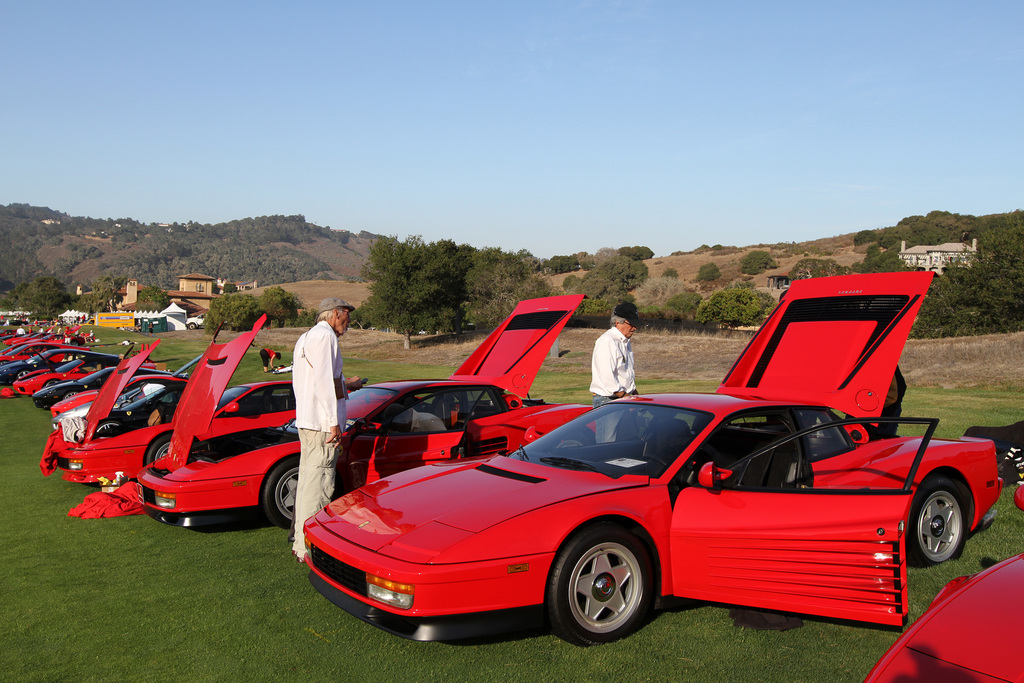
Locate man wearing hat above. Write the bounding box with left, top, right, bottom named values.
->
left=589, top=302, right=640, bottom=408
left=291, top=297, right=365, bottom=563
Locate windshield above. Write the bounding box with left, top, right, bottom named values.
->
left=54, top=360, right=81, bottom=373
left=512, top=402, right=713, bottom=479
left=80, top=367, right=114, bottom=385
left=120, top=385, right=181, bottom=413
left=348, top=386, right=399, bottom=420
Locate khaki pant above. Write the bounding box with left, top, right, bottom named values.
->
left=292, top=428, right=339, bottom=559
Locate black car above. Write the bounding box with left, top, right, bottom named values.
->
left=34, top=354, right=201, bottom=410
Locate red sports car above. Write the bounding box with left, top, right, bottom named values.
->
left=49, top=318, right=296, bottom=483
left=136, top=295, right=589, bottom=529
left=12, top=352, right=129, bottom=396
left=301, top=272, right=1002, bottom=645
left=866, top=485, right=1024, bottom=682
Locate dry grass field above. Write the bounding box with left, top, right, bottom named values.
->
left=168, top=325, right=1024, bottom=390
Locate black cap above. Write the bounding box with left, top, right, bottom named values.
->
left=612, top=302, right=641, bottom=328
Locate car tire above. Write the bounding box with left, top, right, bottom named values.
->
left=261, top=455, right=299, bottom=529
left=908, top=475, right=970, bottom=567
left=63, top=390, right=79, bottom=400
left=547, top=523, right=653, bottom=646
left=43, top=379, right=62, bottom=388
left=187, top=323, right=197, bottom=330
left=144, top=432, right=173, bottom=465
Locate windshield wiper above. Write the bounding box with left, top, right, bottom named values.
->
left=510, top=446, right=529, bottom=461
left=539, top=456, right=598, bottom=472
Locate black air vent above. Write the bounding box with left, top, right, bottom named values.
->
left=476, top=464, right=545, bottom=483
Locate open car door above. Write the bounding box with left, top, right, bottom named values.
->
left=668, top=419, right=932, bottom=626
left=718, top=272, right=933, bottom=417
left=160, top=315, right=267, bottom=470
left=448, top=294, right=584, bottom=396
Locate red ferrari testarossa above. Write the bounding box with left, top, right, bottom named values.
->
left=302, top=272, right=1001, bottom=645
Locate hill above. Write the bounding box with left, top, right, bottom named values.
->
left=0, top=204, right=380, bottom=292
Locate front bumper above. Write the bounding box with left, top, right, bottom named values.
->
left=308, top=570, right=544, bottom=641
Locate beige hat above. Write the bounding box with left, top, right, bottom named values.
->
left=317, top=297, right=355, bottom=314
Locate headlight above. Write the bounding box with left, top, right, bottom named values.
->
left=55, top=403, right=91, bottom=423
left=366, top=574, right=414, bottom=609
left=154, top=491, right=176, bottom=509
left=67, top=459, right=83, bottom=470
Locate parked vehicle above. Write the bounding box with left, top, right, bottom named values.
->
left=301, top=272, right=1002, bottom=645
left=136, top=295, right=589, bottom=528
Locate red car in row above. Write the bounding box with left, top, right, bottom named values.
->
left=136, top=295, right=589, bottom=529
left=300, top=272, right=1002, bottom=645
left=45, top=321, right=296, bottom=483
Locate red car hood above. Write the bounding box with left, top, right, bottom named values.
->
left=83, top=342, right=161, bottom=441
left=162, top=315, right=267, bottom=470
left=718, top=272, right=933, bottom=417
left=449, top=294, right=583, bottom=396
left=319, top=457, right=641, bottom=556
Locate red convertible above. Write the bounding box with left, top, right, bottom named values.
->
left=301, top=272, right=1002, bottom=645
left=48, top=318, right=295, bottom=483
left=136, top=295, right=589, bottom=528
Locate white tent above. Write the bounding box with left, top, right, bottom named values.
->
left=159, top=303, right=188, bottom=331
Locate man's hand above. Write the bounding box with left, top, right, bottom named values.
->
left=327, top=424, right=343, bottom=445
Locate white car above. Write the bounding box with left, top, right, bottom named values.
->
left=186, top=315, right=205, bottom=330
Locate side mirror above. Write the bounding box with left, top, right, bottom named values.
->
left=524, top=425, right=541, bottom=443
left=843, top=424, right=869, bottom=444
left=223, top=401, right=240, bottom=414
left=1015, top=485, right=1024, bottom=512
left=697, top=461, right=733, bottom=489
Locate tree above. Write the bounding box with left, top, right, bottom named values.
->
left=789, top=258, right=848, bottom=280
left=853, top=229, right=879, bottom=246
left=222, top=282, right=238, bottom=294
left=851, top=245, right=908, bottom=274
left=695, top=287, right=775, bottom=328
left=573, top=255, right=648, bottom=301
left=3, top=276, right=72, bottom=317
left=258, top=286, right=302, bottom=327
left=696, top=263, right=721, bottom=282
left=136, top=285, right=170, bottom=312
left=665, top=291, right=702, bottom=316
left=618, top=246, right=654, bottom=261
left=740, top=250, right=777, bottom=275
left=544, top=254, right=580, bottom=274
left=662, top=268, right=678, bottom=279
left=466, top=248, right=552, bottom=328
left=90, top=274, right=128, bottom=312
left=360, top=236, right=474, bottom=349
left=206, top=293, right=262, bottom=332
left=914, top=216, right=1024, bottom=337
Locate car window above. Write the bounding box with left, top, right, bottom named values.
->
left=515, top=403, right=711, bottom=479
left=793, top=408, right=853, bottom=462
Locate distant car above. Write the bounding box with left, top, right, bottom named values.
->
left=865, top=485, right=1024, bottom=682
left=0, top=347, right=106, bottom=384
left=301, top=272, right=1002, bottom=646
left=186, top=315, right=205, bottom=330
left=0, top=341, right=80, bottom=365
left=36, top=355, right=199, bottom=411
left=12, top=353, right=126, bottom=396
left=49, top=317, right=295, bottom=483
left=136, top=295, right=589, bottom=529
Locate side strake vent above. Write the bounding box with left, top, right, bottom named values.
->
left=505, top=310, right=568, bottom=331
left=747, top=294, right=912, bottom=388
left=476, top=464, right=546, bottom=484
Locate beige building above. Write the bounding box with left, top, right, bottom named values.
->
left=898, top=240, right=977, bottom=274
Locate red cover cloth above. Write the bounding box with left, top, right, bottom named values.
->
left=40, top=430, right=64, bottom=476
left=68, top=482, right=144, bottom=518
left=1, top=388, right=16, bottom=398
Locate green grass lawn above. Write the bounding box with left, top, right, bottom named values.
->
left=2, top=334, right=1023, bottom=682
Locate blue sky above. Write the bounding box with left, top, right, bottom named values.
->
left=3, top=1, right=1021, bottom=258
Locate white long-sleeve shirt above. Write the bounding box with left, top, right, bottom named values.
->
left=589, top=326, right=636, bottom=397
left=292, top=321, right=346, bottom=432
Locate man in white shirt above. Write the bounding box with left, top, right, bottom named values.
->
left=589, top=302, right=640, bottom=408
left=291, top=297, right=365, bottom=563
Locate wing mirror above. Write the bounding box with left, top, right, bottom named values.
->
left=222, top=401, right=240, bottom=414
left=843, top=424, right=869, bottom=444
left=1015, top=485, right=1024, bottom=512
left=524, top=425, right=542, bottom=443
left=697, top=461, right=733, bottom=489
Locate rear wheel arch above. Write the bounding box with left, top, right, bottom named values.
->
left=907, top=472, right=973, bottom=567
left=260, top=454, right=300, bottom=529
left=144, top=432, right=173, bottom=465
